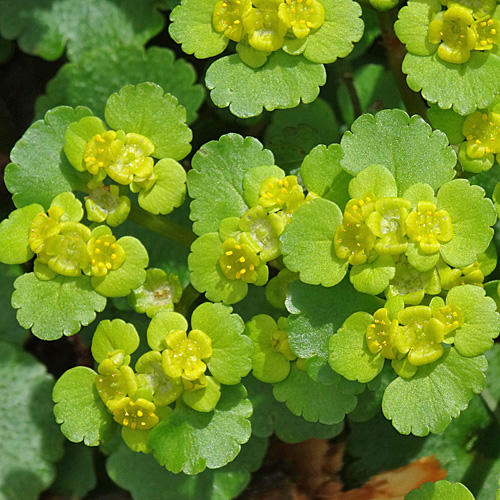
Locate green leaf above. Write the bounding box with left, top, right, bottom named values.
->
left=0, top=342, right=64, bottom=500
left=302, top=0, right=363, bottom=63
left=337, top=64, right=405, bottom=125
left=341, top=109, right=457, bottom=194
left=246, top=314, right=291, bottom=383
left=35, top=46, right=204, bottom=125
left=107, top=438, right=267, bottom=500
left=349, top=254, right=396, bottom=295
left=300, top=144, right=351, bottom=210
left=348, top=163, right=398, bottom=199
left=403, top=51, right=500, bottom=116
left=382, top=348, right=487, bottom=436
left=0, top=204, right=44, bottom=264
left=205, top=52, right=326, bottom=119
left=0, top=0, right=164, bottom=62
left=149, top=384, right=252, bottom=474
left=273, top=363, right=358, bottom=424
left=189, top=232, right=248, bottom=304
left=266, top=98, right=340, bottom=150
left=446, top=285, right=500, bottom=357
left=138, top=158, right=187, bottom=215
left=286, top=279, right=382, bottom=370
left=169, top=0, right=229, bottom=58
left=53, top=366, right=116, bottom=446
left=191, top=302, right=253, bottom=385
left=405, top=481, right=475, bottom=500
left=147, top=311, right=189, bottom=350
left=12, top=273, right=107, bottom=340
left=50, top=442, right=96, bottom=499
left=281, top=198, right=348, bottom=287
left=329, top=311, right=385, bottom=383
left=244, top=374, right=344, bottom=442
left=188, top=134, right=274, bottom=235
left=395, top=0, right=441, bottom=56
left=427, top=104, right=467, bottom=145
left=5, top=106, right=92, bottom=209
left=438, top=180, right=496, bottom=268
left=91, top=236, right=149, bottom=298
left=105, top=82, right=192, bottom=161
left=91, top=319, right=140, bottom=363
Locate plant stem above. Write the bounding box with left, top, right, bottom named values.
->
left=128, top=204, right=197, bottom=249
left=175, top=284, right=202, bottom=317
left=480, top=388, right=500, bottom=427
left=378, top=8, right=429, bottom=120
left=336, top=59, right=363, bottom=120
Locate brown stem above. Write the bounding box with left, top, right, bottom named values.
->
left=336, top=59, right=363, bottom=120
left=378, top=8, right=430, bottom=120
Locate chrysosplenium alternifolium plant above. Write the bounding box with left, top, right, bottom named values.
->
left=168, top=0, right=363, bottom=116
left=2, top=75, right=500, bottom=495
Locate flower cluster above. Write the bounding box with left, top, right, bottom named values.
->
left=189, top=161, right=316, bottom=304
left=212, top=0, right=325, bottom=53
left=245, top=315, right=297, bottom=382
left=219, top=175, right=307, bottom=284
left=334, top=194, right=453, bottom=264
left=429, top=4, right=500, bottom=64
left=66, top=117, right=157, bottom=193
left=329, top=283, right=499, bottom=385
left=89, top=303, right=252, bottom=453
left=366, top=302, right=464, bottom=377
left=30, top=208, right=125, bottom=279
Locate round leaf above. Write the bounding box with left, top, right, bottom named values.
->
left=191, top=302, right=253, bottom=385
left=205, top=52, right=326, bottom=119
left=281, top=198, right=348, bottom=287
left=382, top=348, right=487, bottom=436
left=91, top=319, right=140, bottom=363
left=12, top=273, right=107, bottom=340
left=53, top=366, right=116, bottom=446
left=340, top=109, right=456, bottom=194
left=149, top=384, right=252, bottom=474
left=104, top=82, right=192, bottom=161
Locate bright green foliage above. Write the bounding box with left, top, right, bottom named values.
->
left=382, top=348, right=487, bottom=435
left=340, top=110, right=456, bottom=194
left=53, top=366, right=116, bottom=446
left=0, top=203, right=44, bottom=264
left=396, top=0, right=500, bottom=114
left=105, top=83, right=192, bottom=162
left=286, top=279, right=382, bottom=377
left=273, top=363, right=358, bottom=424
left=91, top=319, right=140, bottom=363
left=281, top=197, right=348, bottom=286
left=188, top=134, right=275, bottom=235
left=171, top=0, right=362, bottom=116
left=0, top=342, right=64, bottom=500
left=5, top=106, right=92, bottom=209
left=12, top=273, right=107, bottom=340
left=149, top=384, right=252, bottom=474
left=0, top=0, right=164, bottom=62
left=35, top=46, right=205, bottom=125
left=205, top=52, right=327, bottom=118
left=405, top=481, right=475, bottom=499
left=191, top=302, right=253, bottom=385
left=246, top=315, right=296, bottom=382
